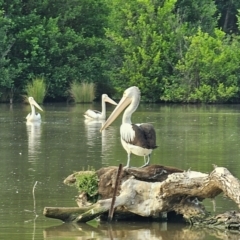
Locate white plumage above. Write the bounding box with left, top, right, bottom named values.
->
left=100, top=86, right=157, bottom=168
left=84, top=94, right=117, bottom=120
left=26, top=97, right=43, bottom=122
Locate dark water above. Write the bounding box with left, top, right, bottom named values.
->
left=0, top=102, right=240, bottom=240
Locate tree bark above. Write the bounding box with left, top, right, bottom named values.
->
left=44, top=165, right=240, bottom=227
left=43, top=207, right=91, bottom=222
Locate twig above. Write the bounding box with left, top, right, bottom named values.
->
left=108, top=164, right=123, bottom=221
left=32, top=181, right=38, bottom=216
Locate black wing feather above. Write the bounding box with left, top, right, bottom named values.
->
left=128, top=123, right=157, bottom=149
left=92, top=110, right=101, bottom=114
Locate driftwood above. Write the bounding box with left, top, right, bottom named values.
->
left=43, top=165, right=240, bottom=229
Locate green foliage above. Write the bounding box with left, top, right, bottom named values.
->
left=43, top=0, right=111, bottom=100
left=176, top=0, right=218, bottom=33
left=106, top=0, right=211, bottom=102
left=69, top=82, right=95, bottom=103
left=24, top=77, right=47, bottom=103
left=170, top=28, right=240, bottom=103
left=106, top=0, right=181, bottom=101
left=186, top=83, right=239, bottom=103
left=215, top=0, right=240, bottom=33
left=2, top=0, right=111, bottom=100
left=74, top=171, right=98, bottom=202
left=161, top=77, right=188, bottom=102
left=0, top=9, right=18, bottom=102
left=1, top=0, right=240, bottom=103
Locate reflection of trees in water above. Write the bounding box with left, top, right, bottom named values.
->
left=84, top=119, right=117, bottom=166
left=43, top=221, right=236, bottom=240
left=26, top=122, right=42, bottom=164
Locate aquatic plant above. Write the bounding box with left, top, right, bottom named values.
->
left=24, top=77, right=47, bottom=103
left=74, top=171, right=98, bottom=203
left=69, top=81, right=95, bottom=103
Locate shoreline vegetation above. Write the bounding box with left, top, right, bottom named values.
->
left=23, top=78, right=47, bottom=104
left=0, top=1, right=240, bottom=104
left=68, top=82, right=95, bottom=103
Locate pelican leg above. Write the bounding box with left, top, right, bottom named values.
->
left=140, top=154, right=151, bottom=168
left=125, top=153, right=131, bottom=168
left=146, top=154, right=151, bottom=165
left=143, top=155, right=147, bottom=164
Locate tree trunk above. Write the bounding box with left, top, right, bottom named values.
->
left=43, top=165, right=240, bottom=228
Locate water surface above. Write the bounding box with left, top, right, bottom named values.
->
left=0, top=103, right=240, bottom=239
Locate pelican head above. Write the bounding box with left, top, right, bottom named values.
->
left=102, top=94, right=118, bottom=105
left=100, top=86, right=140, bottom=132
left=28, top=97, right=43, bottom=111
left=26, top=97, right=43, bottom=122
left=83, top=94, right=117, bottom=120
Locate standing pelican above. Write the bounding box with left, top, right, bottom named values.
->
left=26, top=97, right=43, bottom=122
left=100, top=86, right=157, bottom=168
left=84, top=94, right=117, bottom=120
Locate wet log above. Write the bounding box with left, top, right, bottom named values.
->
left=193, top=210, right=240, bottom=230
left=43, top=207, right=91, bottom=222
left=44, top=165, right=240, bottom=226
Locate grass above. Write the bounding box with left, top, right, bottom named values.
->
left=24, top=77, right=47, bottom=103
left=69, top=81, right=95, bottom=103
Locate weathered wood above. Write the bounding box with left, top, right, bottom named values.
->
left=44, top=165, right=240, bottom=226
left=43, top=207, right=92, bottom=222
left=209, top=166, right=240, bottom=207
left=64, top=165, right=183, bottom=199
left=193, top=210, right=240, bottom=230
left=43, top=206, right=146, bottom=222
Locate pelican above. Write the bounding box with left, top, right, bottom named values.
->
left=84, top=94, right=117, bottom=120
left=26, top=97, right=43, bottom=122
left=100, top=86, right=157, bottom=168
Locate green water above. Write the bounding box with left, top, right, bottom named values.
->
left=0, top=103, right=239, bottom=239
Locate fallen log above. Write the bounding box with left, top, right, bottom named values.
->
left=194, top=210, right=240, bottom=230
left=43, top=207, right=92, bottom=222
left=43, top=165, right=240, bottom=227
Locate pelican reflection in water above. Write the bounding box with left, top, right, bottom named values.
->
left=26, top=97, right=43, bottom=122
left=26, top=121, right=42, bottom=163
left=84, top=119, right=116, bottom=165
left=100, top=86, right=157, bottom=168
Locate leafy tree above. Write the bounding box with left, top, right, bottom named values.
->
left=176, top=0, right=218, bottom=34
left=0, top=9, right=18, bottom=102
left=106, top=0, right=188, bottom=101
left=169, top=28, right=240, bottom=103
left=215, top=0, right=240, bottom=33
left=105, top=0, right=221, bottom=102
left=0, top=0, right=240, bottom=103
left=1, top=0, right=111, bottom=101
left=38, top=0, right=111, bottom=99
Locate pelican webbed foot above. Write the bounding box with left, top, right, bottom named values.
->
left=140, top=163, right=149, bottom=168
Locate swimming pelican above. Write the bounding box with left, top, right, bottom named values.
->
left=100, top=86, right=157, bottom=168
left=84, top=94, right=117, bottom=120
left=26, top=97, right=43, bottom=122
